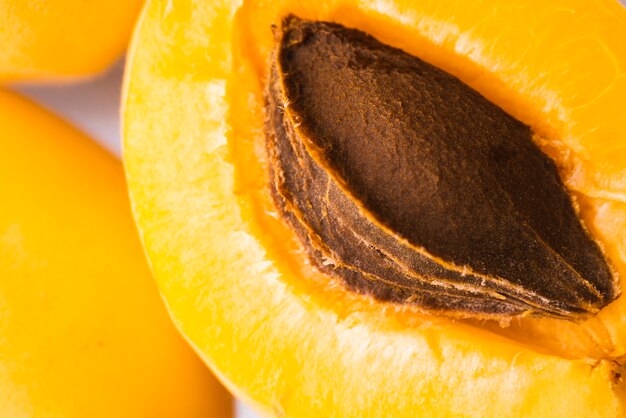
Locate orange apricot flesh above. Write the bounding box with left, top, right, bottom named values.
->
left=124, top=0, right=626, bottom=416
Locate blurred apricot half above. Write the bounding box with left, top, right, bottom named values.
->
left=0, top=90, right=232, bottom=418
left=0, top=0, right=144, bottom=83
left=123, top=0, right=626, bottom=416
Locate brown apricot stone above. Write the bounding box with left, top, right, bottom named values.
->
left=266, top=16, right=618, bottom=319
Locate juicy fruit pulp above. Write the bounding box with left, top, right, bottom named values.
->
left=266, top=16, right=617, bottom=319
left=123, top=0, right=626, bottom=416
left=0, top=90, right=232, bottom=418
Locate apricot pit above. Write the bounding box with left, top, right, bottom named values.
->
left=267, top=16, right=617, bottom=319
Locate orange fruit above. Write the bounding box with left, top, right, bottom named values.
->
left=124, top=0, right=626, bottom=416
left=1, top=0, right=144, bottom=82
left=0, top=90, right=232, bottom=417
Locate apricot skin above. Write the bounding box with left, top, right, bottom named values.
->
left=0, top=0, right=144, bottom=83
left=0, top=90, right=232, bottom=418
left=124, top=0, right=626, bottom=417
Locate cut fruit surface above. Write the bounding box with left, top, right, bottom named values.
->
left=123, top=0, right=626, bottom=416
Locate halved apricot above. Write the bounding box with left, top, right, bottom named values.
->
left=0, top=0, right=144, bottom=82
left=0, top=90, right=232, bottom=417
left=123, top=0, right=626, bottom=416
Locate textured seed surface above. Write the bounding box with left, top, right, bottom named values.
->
left=265, top=16, right=619, bottom=319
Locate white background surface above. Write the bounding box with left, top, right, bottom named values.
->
left=16, top=62, right=259, bottom=418
left=13, top=2, right=626, bottom=414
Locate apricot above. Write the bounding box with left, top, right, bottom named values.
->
left=123, top=0, right=626, bottom=416
left=0, top=90, right=232, bottom=417
left=0, top=0, right=144, bottom=83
